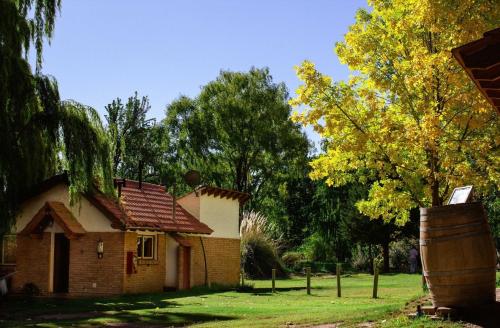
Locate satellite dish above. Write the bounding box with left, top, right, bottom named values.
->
left=184, top=170, right=201, bottom=188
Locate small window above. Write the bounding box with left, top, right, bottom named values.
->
left=1, top=235, right=16, bottom=265
left=136, top=235, right=156, bottom=259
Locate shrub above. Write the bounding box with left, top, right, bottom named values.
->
left=298, top=233, right=336, bottom=262
left=390, top=238, right=419, bottom=273
left=240, top=211, right=288, bottom=279
left=281, top=251, right=306, bottom=270
left=350, top=244, right=375, bottom=272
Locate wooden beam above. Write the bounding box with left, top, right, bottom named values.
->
left=471, top=63, right=500, bottom=80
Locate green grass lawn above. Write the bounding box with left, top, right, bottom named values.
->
left=0, top=273, right=489, bottom=328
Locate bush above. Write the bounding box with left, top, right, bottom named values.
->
left=240, top=211, right=288, bottom=279
left=350, top=244, right=375, bottom=272
left=281, top=251, right=306, bottom=270
left=298, top=233, right=336, bottom=262
left=390, top=238, right=419, bottom=273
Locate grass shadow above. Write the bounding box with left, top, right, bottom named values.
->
left=8, top=310, right=238, bottom=328
left=0, top=286, right=232, bottom=321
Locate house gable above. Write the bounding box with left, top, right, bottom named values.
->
left=20, top=201, right=86, bottom=239
left=178, top=187, right=249, bottom=239
left=200, top=195, right=240, bottom=239
left=16, top=183, right=119, bottom=233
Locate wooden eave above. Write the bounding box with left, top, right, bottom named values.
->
left=452, top=28, right=500, bottom=113
left=197, top=186, right=250, bottom=204
left=20, top=201, right=86, bottom=239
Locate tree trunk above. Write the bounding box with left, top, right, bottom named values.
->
left=382, top=241, right=390, bottom=273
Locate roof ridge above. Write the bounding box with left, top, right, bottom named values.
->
left=121, top=179, right=165, bottom=189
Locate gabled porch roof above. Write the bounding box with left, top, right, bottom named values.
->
left=20, top=201, right=86, bottom=239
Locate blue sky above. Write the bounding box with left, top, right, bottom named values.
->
left=37, top=0, right=368, bottom=146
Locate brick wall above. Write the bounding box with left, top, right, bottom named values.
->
left=183, top=236, right=240, bottom=288
left=12, top=232, right=239, bottom=295
left=12, top=233, right=51, bottom=294
left=123, top=232, right=166, bottom=294
left=69, top=232, right=124, bottom=296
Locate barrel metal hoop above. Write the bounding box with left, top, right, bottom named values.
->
left=426, top=280, right=495, bottom=288
left=419, top=220, right=484, bottom=232
left=420, top=230, right=489, bottom=245
left=423, top=266, right=495, bottom=277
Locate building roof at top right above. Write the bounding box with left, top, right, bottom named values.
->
left=452, top=27, right=500, bottom=113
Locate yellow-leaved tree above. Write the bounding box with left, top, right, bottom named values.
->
left=291, top=0, right=499, bottom=224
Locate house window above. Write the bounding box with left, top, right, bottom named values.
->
left=136, top=235, right=156, bottom=259
left=1, top=235, right=16, bottom=265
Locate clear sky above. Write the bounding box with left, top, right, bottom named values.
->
left=37, top=0, right=368, bottom=146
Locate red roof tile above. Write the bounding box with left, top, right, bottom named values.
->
left=120, top=180, right=213, bottom=234
left=25, top=174, right=212, bottom=235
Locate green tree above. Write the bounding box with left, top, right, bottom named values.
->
left=1, top=0, right=113, bottom=233
left=105, top=93, right=164, bottom=181
left=291, top=0, right=499, bottom=224
left=163, top=68, right=310, bottom=208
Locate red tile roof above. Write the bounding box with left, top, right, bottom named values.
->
left=119, top=180, right=212, bottom=234
left=25, top=174, right=212, bottom=235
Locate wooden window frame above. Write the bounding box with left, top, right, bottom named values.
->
left=136, top=235, right=156, bottom=260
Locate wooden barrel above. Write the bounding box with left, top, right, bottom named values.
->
left=420, top=202, right=496, bottom=308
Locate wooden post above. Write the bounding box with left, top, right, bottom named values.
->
left=272, top=269, right=276, bottom=293
left=241, top=271, right=245, bottom=286
left=306, top=267, right=311, bottom=295
left=336, top=263, right=341, bottom=297
left=373, top=259, right=379, bottom=298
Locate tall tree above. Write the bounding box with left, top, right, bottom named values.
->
left=291, top=0, right=499, bottom=224
left=1, top=0, right=113, bottom=233
left=164, top=68, right=310, bottom=207
left=105, top=93, right=163, bottom=181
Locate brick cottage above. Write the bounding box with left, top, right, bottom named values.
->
left=0, top=174, right=249, bottom=296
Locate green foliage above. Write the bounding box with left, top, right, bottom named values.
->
left=104, top=92, right=164, bottom=182
left=350, top=244, right=376, bottom=272
left=163, top=67, right=310, bottom=205
left=240, top=211, right=287, bottom=279
left=281, top=251, right=306, bottom=270
left=389, top=238, right=419, bottom=273
left=0, top=0, right=113, bottom=233
left=483, top=191, right=500, bottom=250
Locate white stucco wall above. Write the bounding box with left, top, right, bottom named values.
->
left=177, top=193, right=200, bottom=219
left=15, top=183, right=118, bottom=233
left=199, top=195, right=240, bottom=239
left=164, top=235, right=179, bottom=287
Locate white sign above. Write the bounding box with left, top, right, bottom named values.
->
left=447, top=186, right=473, bottom=205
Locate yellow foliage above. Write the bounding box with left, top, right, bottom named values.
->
left=291, top=0, right=500, bottom=223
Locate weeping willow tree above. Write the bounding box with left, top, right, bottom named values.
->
left=0, top=0, right=113, bottom=234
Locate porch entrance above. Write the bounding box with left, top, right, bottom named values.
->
left=53, top=233, right=70, bottom=293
